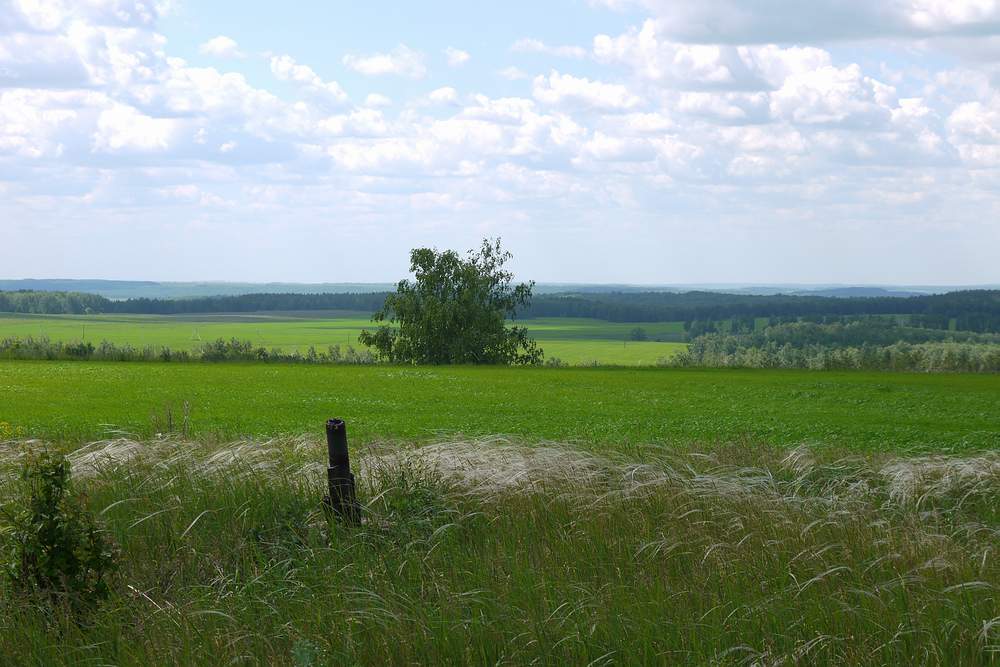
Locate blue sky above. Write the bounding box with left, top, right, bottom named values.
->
left=162, top=2, right=636, bottom=87
left=3, top=0, right=1000, bottom=284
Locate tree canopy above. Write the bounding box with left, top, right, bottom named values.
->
left=358, top=239, right=542, bottom=365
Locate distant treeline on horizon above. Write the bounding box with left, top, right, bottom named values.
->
left=2, top=288, right=1000, bottom=332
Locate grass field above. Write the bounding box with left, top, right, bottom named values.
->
left=1, top=361, right=998, bottom=452
left=0, top=313, right=687, bottom=366
left=1, top=435, right=997, bottom=663
left=1, top=361, right=999, bottom=664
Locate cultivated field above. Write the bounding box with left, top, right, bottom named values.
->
left=2, top=361, right=998, bottom=451
left=0, top=313, right=687, bottom=366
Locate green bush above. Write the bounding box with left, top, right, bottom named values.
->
left=1, top=451, right=118, bottom=610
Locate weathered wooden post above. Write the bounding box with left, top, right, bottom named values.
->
left=324, top=418, right=360, bottom=524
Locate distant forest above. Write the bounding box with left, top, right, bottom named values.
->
left=2, top=288, right=1000, bottom=332
left=528, top=290, right=1000, bottom=331
left=0, top=291, right=387, bottom=315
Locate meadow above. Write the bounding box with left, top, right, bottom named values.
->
left=0, top=313, right=687, bottom=366
left=1, top=432, right=997, bottom=664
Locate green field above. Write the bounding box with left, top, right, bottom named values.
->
left=2, top=361, right=997, bottom=452
left=0, top=313, right=687, bottom=366
left=2, top=324, right=998, bottom=665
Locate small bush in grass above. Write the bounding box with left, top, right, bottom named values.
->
left=291, top=639, right=323, bottom=667
left=1, top=450, right=118, bottom=611
left=353, top=459, right=454, bottom=547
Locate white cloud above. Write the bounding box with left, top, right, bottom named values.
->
left=6, top=0, right=169, bottom=31
left=578, top=132, right=656, bottom=162
left=199, top=35, right=243, bottom=59
left=0, top=30, right=90, bottom=88
left=269, top=54, right=348, bottom=105
left=512, top=38, right=588, bottom=59
left=342, top=44, right=426, bottom=78
left=594, top=20, right=837, bottom=91
left=591, top=0, right=1000, bottom=43
left=947, top=96, right=1000, bottom=165
left=769, top=64, right=896, bottom=127
left=948, top=100, right=1000, bottom=143
left=617, top=111, right=675, bottom=133
left=428, top=86, right=459, bottom=105
left=595, top=22, right=746, bottom=89
left=316, top=109, right=389, bottom=137
left=675, top=91, right=770, bottom=123
left=444, top=47, right=470, bottom=67
left=533, top=71, right=642, bottom=110
left=0, top=89, right=83, bottom=158
left=93, top=101, right=178, bottom=152
left=364, top=93, right=392, bottom=107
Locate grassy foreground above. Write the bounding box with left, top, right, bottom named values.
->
left=1, top=361, right=999, bottom=453
left=0, top=313, right=686, bottom=366
left=0, top=437, right=997, bottom=664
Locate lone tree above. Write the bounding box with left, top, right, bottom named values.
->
left=359, top=239, right=543, bottom=365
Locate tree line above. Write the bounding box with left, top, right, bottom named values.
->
left=527, top=290, right=1000, bottom=330
left=0, top=290, right=389, bottom=315
left=0, top=291, right=109, bottom=315
left=4, top=287, right=1000, bottom=333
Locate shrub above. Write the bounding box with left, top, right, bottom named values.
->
left=0, top=336, right=376, bottom=365
left=1, top=451, right=118, bottom=610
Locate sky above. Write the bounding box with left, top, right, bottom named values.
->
left=2, top=0, right=1000, bottom=285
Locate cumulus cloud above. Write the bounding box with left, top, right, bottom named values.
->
left=578, top=131, right=656, bottom=162
left=533, top=71, right=642, bottom=110
left=93, top=101, right=178, bottom=152
left=947, top=95, right=1000, bottom=165
left=594, top=20, right=835, bottom=91
left=675, top=91, right=770, bottom=123
left=269, top=54, right=348, bottom=106
left=444, top=47, right=470, bottom=67
left=5, top=0, right=169, bottom=31
left=199, top=35, right=243, bottom=59
left=427, top=86, right=459, bottom=105
left=769, top=64, right=896, bottom=127
left=342, top=44, right=426, bottom=78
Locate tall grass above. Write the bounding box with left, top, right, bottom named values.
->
left=1, top=436, right=997, bottom=664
